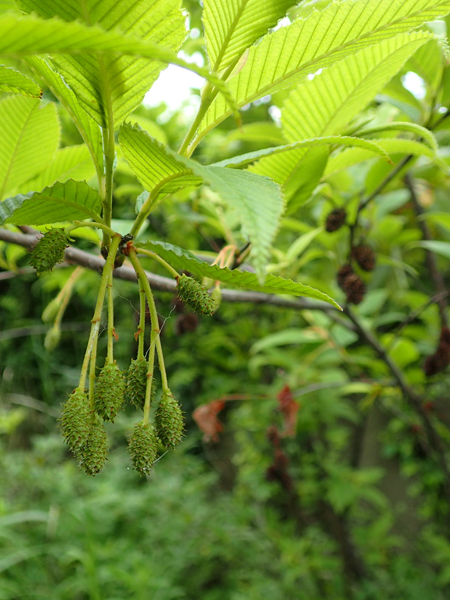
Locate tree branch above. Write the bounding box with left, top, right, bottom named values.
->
left=404, top=173, right=448, bottom=329
left=0, top=227, right=352, bottom=330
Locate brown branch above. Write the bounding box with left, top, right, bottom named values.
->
left=404, top=173, right=448, bottom=328
left=344, top=306, right=450, bottom=506
left=0, top=227, right=352, bottom=330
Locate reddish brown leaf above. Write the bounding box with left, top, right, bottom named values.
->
left=277, top=385, right=300, bottom=437
left=193, top=400, right=225, bottom=442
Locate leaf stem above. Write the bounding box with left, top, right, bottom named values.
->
left=135, top=247, right=179, bottom=279
left=137, top=277, right=146, bottom=360
left=128, top=249, right=169, bottom=419
left=77, top=234, right=121, bottom=391
left=53, top=266, right=84, bottom=328
left=68, top=221, right=116, bottom=239
left=106, top=271, right=115, bottom=364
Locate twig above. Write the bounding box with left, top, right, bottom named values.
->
left=404, top=173, right=448, bottom=329
left=0, top=228, right=352, bottom=330
left=344, top=305, right=450, bottom=505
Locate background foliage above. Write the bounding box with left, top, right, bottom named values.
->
left=1, top=0, right=450, bottom=598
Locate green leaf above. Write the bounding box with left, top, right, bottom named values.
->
left=0, top=65, right=41, bottom=97
left=25, top=57, right=104, bottom=179
left=248, top=33, right=432, bottom=202
left=213, top=135, right=393, bottom=169
left=0, top=95, right=59, bottom=200
left=325, top=138, right=441, bottom=177
left=409, top=240, right=450, bottom=259
left=250, top=329, right=323, bottom=353
left=119, top=123, right=284, bottom=282
left=0, top=13, right=236, bottom=122
left=137, top=239, right=341, bottom=308
left=16, top=145, right=97, bottom=193
left=203, top=0, right=293, bottom=72
left=0, top=180, right=103, bottom=225
left=17, top=0, right=186, bottom=128
left=357, top=122, right=438, bottom=152
left=196, top=0, right=448, bottom=140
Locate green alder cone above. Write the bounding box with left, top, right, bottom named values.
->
left=60, top=390, right=91, bottom=456
left=93, top=363, right=125, bottom=422
left=44, top=325, right=60, bottom=351
left=125, top=358, right=156, bottom=410
left=155, top=391, right=184, bottom=449
left=42, top=297, right=61, bottom=323
left=29, top=228, right=69, bottom=275
left=176, top=274, right=216, bottom=316
left=128, top=422, right=158, bottom=476
left=78, top=417, right=109, bottom=476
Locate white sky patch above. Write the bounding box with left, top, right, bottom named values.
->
left=144, top=51, right=205, bottom=116
left=402, top=71, right=426, bottom=99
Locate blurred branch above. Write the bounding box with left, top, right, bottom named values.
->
left=3, top=393, right=60, bottom=417
left=404, top=173, right=448, bottom=329
left=0, top=322, right=88, bottom=342
left=344, top=305, right=450, bottom=506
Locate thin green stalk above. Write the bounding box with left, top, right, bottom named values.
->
left=67, top=221, right=116, bottom=239
left=77, top=234, right=121, bottom=391
left=129, top=190, right=159, bottom=238
left=97, top=53, right=116, bottom=248
left=156, top=337, right=169, bottom=394
left=54, top=267, right=84, bottom=328
left=178, top=60, right=239, bottom=157
left=178, top=82, right=214, bottom=157
left=135, top=247, right=179, bottom=279
left=106, top=271, right=115, bottom=365
left=128, top=249, right=165, bottom=423
left=137, top=278, right=146, bottom=360
left=89, top=331, right=99, bottom=410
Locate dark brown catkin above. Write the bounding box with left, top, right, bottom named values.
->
left=325, top=208, right=347, bottom=232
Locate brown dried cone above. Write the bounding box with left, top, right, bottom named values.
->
left=78, top=417, right=109, bottom=476
left=94, top=363, right=125, bottom=422
left=325, top=208, right=347, bottom=232
left=128, top=422, right=158, bottom=475
left=176, top=274, right=216, bottom=316
left=29, top=228, right=69, bottom=275
left=337, top=264, right=366, bottom=305
left=125, top=358, right=156, bottom=410
left=60, top=389, right=91, bottom=456
left=352, top=245, right=376, bottom=272
left=155, top=392, right=185, bottom=449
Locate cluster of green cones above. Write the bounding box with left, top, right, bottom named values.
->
left=60, top=359, right=184, bottom=476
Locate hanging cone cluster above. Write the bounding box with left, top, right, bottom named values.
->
left=352, top=245, right=376, bottom=272
left=60, top=390, right=91, bottom=455
left=94, top=363, right=125, bottom=422
left=155, top=392, right=184, bottom=449
left=337, top=264, right=366, bottom=305
left=424, top=327, right=450, bottom=376
left=78, top=417, right=109, bottom=476
left=29, top=228, right=69, bottom=275
left=176, top=274, right=216, bottom=316
left=125, top=358, right=155, bottom=410
left=325, top=208, right=347, bottom=232
left=128, top=422, right=158, bottom=475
